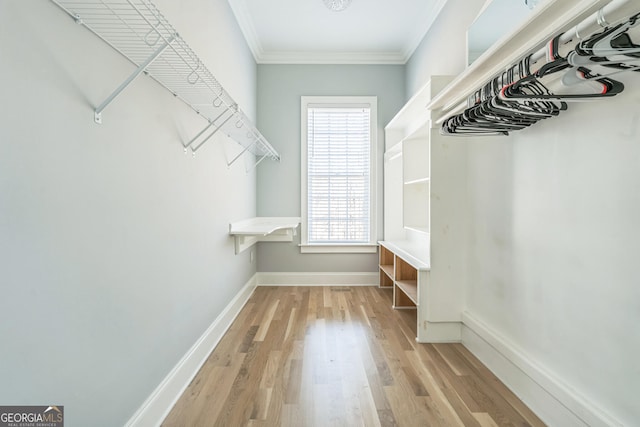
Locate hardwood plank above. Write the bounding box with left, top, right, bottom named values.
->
left=441, top=387, right=484, bottom=427
left=459, top=374, right=533, bottom=427
left=163, top=286, right=545, bottom=427
left=424, top=343, right=485, bottom=413
left=284, top=359, right=303, bottom=404
left=433, top=342, right=473, bottom=376
left=238, top=325, right=259, bottom=354
left=254, top=298, right=280, bottom=341
left=250, top=387, right=272, bottom=420
left=259, top=350, right=282, bottom=389
left=404, top=350, right=466, bottom=427
left=453, top=344, right=546, bottom=427
left=357, top=327, right=396, bottom=418
left=473, top=412, right=500, bottom=427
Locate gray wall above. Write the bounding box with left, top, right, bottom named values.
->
left=256, top=64, right=405, bottom=272
left=0, top=1, right=258, bottom=425
left=406, top=0, right=640, bottom=424
left=465, top=78, right=640, bottom=425
left=406, top=0, right=484, bottom=97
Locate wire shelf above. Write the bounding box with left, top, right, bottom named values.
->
left=50, top=0, right=280, bottom=162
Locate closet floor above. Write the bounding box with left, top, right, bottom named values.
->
left=162, top=286, right=545, bottom=426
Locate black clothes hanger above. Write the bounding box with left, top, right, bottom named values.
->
left=569, top=13, right=640, bottom=78
left=575, top=13, right=640, bottom=58
left=440, top=9, right=640, bottom=137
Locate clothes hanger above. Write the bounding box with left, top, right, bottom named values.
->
left=568, top=15, right=640, bottom=77
left=500, top=67, right=624, bottom=102
left=441, top=10, right=640, bottom=137
left=576, top=13, right=640, bottom=58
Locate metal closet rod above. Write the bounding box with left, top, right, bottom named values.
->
left=49, top=0, right=280, bottom=164
left=438, top=0, right=639, bottom=123
left=519, top=0, right=637, bottom=78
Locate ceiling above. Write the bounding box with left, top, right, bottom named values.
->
left=227, top=0, right=450, bottom=64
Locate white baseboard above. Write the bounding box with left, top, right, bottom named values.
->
left=256, top=271, right=378, bottom=286
left=461, top=311, right=622, bottom=427
left=125, top=275, right=257, bottom=427
left=416, top=321, right=462, bottom=343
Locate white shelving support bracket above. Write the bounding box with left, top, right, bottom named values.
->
left=227, top=139, right=258, bottom=167
left=94, top=34, right=175, bottom=124
left=189, top=107, right=237, bottom=153
left=246, top=153, right=268, bottom=173
left=183, top=107, right=230, bottom=151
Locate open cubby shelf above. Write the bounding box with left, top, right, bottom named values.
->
left=378, top=242, right=427, bottom=312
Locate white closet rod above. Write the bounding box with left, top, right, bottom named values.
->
left=432, top=0, right=639, bottom=124
left=50, top=0, right=280, bottom=164
left=527, top=0, right=638, bottom=73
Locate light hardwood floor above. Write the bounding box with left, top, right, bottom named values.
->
left=163, top=286, right=545, bottom=426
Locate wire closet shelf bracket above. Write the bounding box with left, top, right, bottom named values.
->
left=50, top=0, right=280, bottom=164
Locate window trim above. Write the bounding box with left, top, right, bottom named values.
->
left=300, top=96, right=378, bottom=254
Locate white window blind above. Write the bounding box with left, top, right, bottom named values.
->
left=306, top=105, right=371, bottom=244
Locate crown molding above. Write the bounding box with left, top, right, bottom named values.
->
left=227, top=0, right=265, bottom=61
left=228, top=0, right=450, bottom=65
left=257, top=50, right=407, bottom=65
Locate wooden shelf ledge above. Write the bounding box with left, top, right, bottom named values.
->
left=229, top=217, right=301, bottom=254
left=396, top=280, right=418, bottom=305
left=379, top=240, right=430, bottom=271
left=380, top=264, right=395, bottom=281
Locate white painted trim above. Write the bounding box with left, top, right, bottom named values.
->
left=256, top=272, right=378, bottom=286
left=301, top=96, right=379, bottom=249
left=227, top=0, right=264, bottom=62
left=416, top=321, right=462, bottom=343
left=125, top=275, right=257, bottom=427
left=227, top=0, right=448, bottom=64
left=256, top=51, right=407, bottom=65
left=462, top=311, right=623, bottom=427
left=299, top=244, right=378, bottom=254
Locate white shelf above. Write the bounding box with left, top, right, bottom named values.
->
left=51, top=0, right=280, bottom=163
left=379, top=241, right=430, bottom=271
left=385, top=76, right=454, bottom=149
left=404, top=177, right=430, bottom=186
left=385, top=78, right=449, bottom=236
left=403, top=137, right=430, bottom=185
left=404, top=226, right=429, bottom=235
left=229, top=217, right=300, bottom=254
left=404, top=180, right=430, bottom=234
left=427, top=0, right=613, bottom=124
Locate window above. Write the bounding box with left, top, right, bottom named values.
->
left=301, top=96, right=377, bottom=253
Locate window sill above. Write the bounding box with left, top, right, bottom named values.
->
left=299, top=244, right=378, bottom=254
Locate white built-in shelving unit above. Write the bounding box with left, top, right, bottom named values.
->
left=385, top=76, right=451, bottom=236
left=402, top=136, right=430, bottom=234
left=380, top=0, right=638, bottom=343
left=381, top=75, right=465, bottom=343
